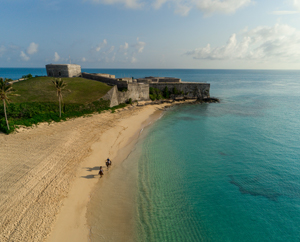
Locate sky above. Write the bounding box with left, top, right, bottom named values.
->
left=1, top=0, right=300, bottom=69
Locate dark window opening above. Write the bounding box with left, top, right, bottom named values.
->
left=58, top=72, right=61, bottom=76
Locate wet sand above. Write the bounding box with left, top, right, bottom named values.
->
left=86, top=109, right=157, bottom=242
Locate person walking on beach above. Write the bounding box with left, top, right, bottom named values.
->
left=99, top=166, right=104, bottom=178
left=106, top=158, right=112, bottom=169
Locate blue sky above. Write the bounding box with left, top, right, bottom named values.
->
left=1, top=0, right=300, bottom=69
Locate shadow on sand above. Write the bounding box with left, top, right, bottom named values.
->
left=81, top=174, right=98, bottom=179
left=81, top=166, right=101, bottom=179
left=84, top=166, right=100, bottom=172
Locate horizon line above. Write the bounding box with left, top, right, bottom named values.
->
left=1, top=67, right=300, bottom=71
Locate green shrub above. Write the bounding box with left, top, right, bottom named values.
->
left=163, top=86, right=170, bottom=98
left=149, top=87, right=163, bottom=100
left=0, top=99, right=118, bottom=134
left=111, top=103, right=127, bottom=113
left=118, top=87, right=128, bottom=92
left=157, top=94, right=163, bottom=100
left=22, top=74, right=32, bottom=79
left=149, top=94, right=156, bottom=101
left=173, top=87, right=179, bottom=95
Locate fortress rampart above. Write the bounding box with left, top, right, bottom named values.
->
left=137, top=77, right=181, bottom=83
left=81, top=72, right=149, bottom=107
left=102, top=83, right=149, bottom=107
left=46, top=64, right=81, bottom=77
left=81, top=72, right=129, bottom=89
left=150, top=82, right=210, bottom=99
left=81, top=72, right=118, bottom=86
left=46, top=65, right=211, bottom=107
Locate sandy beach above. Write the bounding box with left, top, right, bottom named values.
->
left=0, top=101, right=190, bottom=242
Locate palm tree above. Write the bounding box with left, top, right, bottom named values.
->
left=0, top=78, right=13, bottom=130
left=52, top=78, right=67, bottom=118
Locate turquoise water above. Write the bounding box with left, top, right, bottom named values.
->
left=2, top=68, right=300, bottom=241
left=133, top=70, right=300, bottom=241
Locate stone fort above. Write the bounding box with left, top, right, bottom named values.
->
left=46, top=64, right=81, bottom=77
left=46, top=64, right=210, bottom=107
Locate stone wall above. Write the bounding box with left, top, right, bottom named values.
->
left=118, top=77, right=132, bottom=82
left=150, top=82, right=210, bottom=99
left=137, top=77, right=181, bottom=83
left=158, top=78, right=181, bottom=83
left=102, top=83, right=149, bottom=107
left=81, top=72, right=118, bottom=86
left=82, top=72, right=149, bottom=107
left=46, top=64, right=81, bottom=77
left=81, top=72, right=210, bottom=106
left=95, top=73, right=116, bottom=78
left=68, top=65, right=82, bottom=77
left=82, top=72, right=131, bottom=89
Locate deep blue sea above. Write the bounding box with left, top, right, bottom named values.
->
left=2, top=68, right=300, bottom=241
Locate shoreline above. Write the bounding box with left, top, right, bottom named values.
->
left=47, top=104, right=165, bottom=242
left=0, top=100, right=196, bottom=242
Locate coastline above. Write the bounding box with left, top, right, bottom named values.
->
left=0, top=100, right=194, bottom=242
left=46, top=104, right=165, bottom=242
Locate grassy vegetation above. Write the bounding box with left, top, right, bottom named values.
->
left=149, top=86, right=184, bottom=101
left=0, top=76, right=123, bottom=134
left=10, top=76, right=112, bottom=104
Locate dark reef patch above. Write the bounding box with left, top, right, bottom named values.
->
left=219, top=151, right=230, bottom=156
left=229, top=175, right=281, bottom=201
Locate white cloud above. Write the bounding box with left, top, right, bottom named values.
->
left=119, top=42, right=129, bottom=56
left=271, top=0, right=300, bottom=15
left=27, top=42, right=38, bottom=55
left=153, top=0, right=168, bottom=9
left=95, top=39, right=107, bottom=52
left=91, top=37, right=146, bottom=64
left=54, top=52, right=60, bottom=62
left=293, top=0, right=300, bottom=10
left=174, top=4, right=192, bottom=16
left=158, top=0, right=252, bottom=15
left=20, top=51, right=30, bottom=61
left=186, top=24, right=300, bottom=62
left=82, top=57, right=87, bottom=62
left=134, top=38, right=146, bottom=53
left=131, top=56, right=137, bottom=63
left=89, top=0, right=143, bottom=9
left=107, top=46, right=115, bottom=53
left=194, top=0, right=251, bottom=15
left=88, top=0, right=251, bottom=15
left=119, top=42, right=129, bottom=51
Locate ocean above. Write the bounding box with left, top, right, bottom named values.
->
left=2, top=68, right=300, bottom=241
left=132, top=70, right=300, bottom=242
left=86, top=69, right=300, bottom=241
